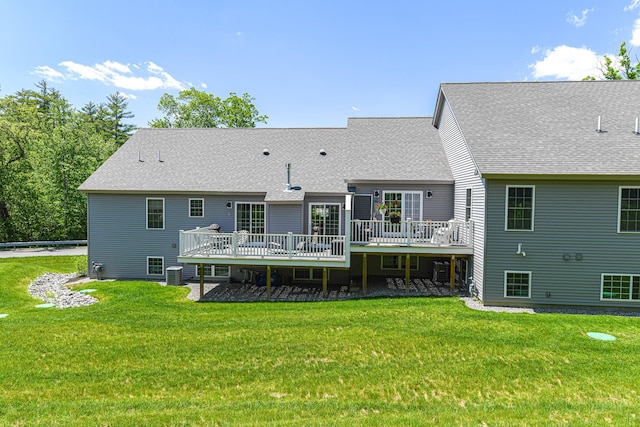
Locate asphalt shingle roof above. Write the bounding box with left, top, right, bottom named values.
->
left=438, top=80, right=640, bottom=176
left=79, top=117, right=452, bottom=200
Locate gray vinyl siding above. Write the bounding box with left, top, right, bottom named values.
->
left=269, top=204, right=303, bottom=234
left=350, top=184, right=454, bottom=222
left=437, top=99, right=486, bottom=297
left=87, top=193, right=264, bottom=279
left=484, top=179, right=640, bottom=308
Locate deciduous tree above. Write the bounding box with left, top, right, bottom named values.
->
left=149, top=88, right=267, bottom=128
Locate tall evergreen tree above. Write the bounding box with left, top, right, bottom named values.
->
left=105, top=92, right=136, bottom=145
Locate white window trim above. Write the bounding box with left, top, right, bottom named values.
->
left=380, top=255, right=419, bottom=270
left=147, top=256, right=164, bottom=276
left=465, top=188, right=472, bottom=222
left=617, top=186, right=640, bottom=234
left=504, top=270, right=531, bottom=299
left=381, top=191, right=423, bottom=221
left=308, top=202, right=342, bottom=235
left=234, top=202, right=266, bottom=232
left=189, top=198, right=205, bottom=218
left=146, top=198, right=165, bottom=230
left=504, top=185, right=535, bottom=232
left=196, top=265, right=231, bottom=277
left=600, top=273, right=640, bottom=301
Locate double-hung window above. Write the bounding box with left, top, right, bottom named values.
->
left=619, top=187, right=640, bottom=232
left=601, top=274, right=640, bottom=301
left=504, top=271, right=531, bottom=298
left=189, top=198, right=204, bottom=218
left=147, top=256, right=164, bottom=275
left=505, top=186, right=534, bottom=231
left=147, top=198, right=165, bottom=230
left=236, top=202, right=265, bottom=233
left=465, top=188, right=472, bottom=221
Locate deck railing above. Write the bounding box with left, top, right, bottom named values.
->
left=180, top=220, right=473, bottom=260
left=350, top=219, right=473, bottom=247
left=180, top=229, right=346, bottom=260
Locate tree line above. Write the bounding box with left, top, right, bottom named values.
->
left=0, top=82, right=267, bottom=243
left=0, top=81, right=133, bottom=242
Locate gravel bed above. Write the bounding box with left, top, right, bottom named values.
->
left=461, top=297, right=640, bottom=317
left=28, top=273, right=98, bottom=309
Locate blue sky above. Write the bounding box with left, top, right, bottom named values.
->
left=2, top=1, right=640, bottom=128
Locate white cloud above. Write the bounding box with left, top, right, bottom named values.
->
left=201, top=83, right=208, bottom=89
left=236, top=31, right=244, bottom=36
left=351, top=106, right=359, bottom=111
left=567, top=9, right=593, bottom=28
left=32, top=60, right=186, bottom=91
left=32, top=65, right=65, bottom=81
left=625, top=0, right=640, bottom=11
left=118, top=92, right=137, bottom=100
left=103, top=60, right=132, bottom=74
left=531, top=46, right=540, bottom=54
left=631, top=18, right=640, bottom=46
left=530, top=45, right=603, bottom=80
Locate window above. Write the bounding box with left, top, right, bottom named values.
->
left=146, top=198, right=164, bottom=229
left=619, top=187, right=640, bottom=232
left=147, top=257, right=164, bottom=275
left=601, top=274, right=640, bottom=301
left=505, top=186, right=534, bottom=231
left=310, top=203, right=341, bottom=235
left=383, top=191, right=423, bottom=221
left=504, top=271, right=531, bottom=298
left=465, top=188, right=472, bottom=221
left=236, top=202, right=265, bottom=233
left=381, top=255, right=418, bottom=270
left=189, top=198, right=204, bottom=217
left=294, top=268, right=326, bottom=281
left=196, top=265, right=231, bottom=277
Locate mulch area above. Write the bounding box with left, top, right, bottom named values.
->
left=186, top=276, right=468, bottom=302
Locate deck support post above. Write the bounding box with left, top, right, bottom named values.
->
left=405, top=254, right=411, bottom=292
left=322, top=267, right=328, bottom=297
left=199, top=263, right=205, bottom=300
left=266, top=265, right=272, bottom=299
left=362, top=253, right=368, bottom=295
left=450, top=255, right=456, bottom=292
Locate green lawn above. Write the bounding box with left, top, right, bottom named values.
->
left=1, top=256, right=639, bottom=426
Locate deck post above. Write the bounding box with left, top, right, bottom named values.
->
left=362, top=253, right=368, bottom=295
left=405, top=254, right=411, bottom=292
left=266, top=265, right=272, bottom=299
left=450, top=255, right=456, bottom=292
left=322, top=267, right=328, bottom=297
left=199, top=263, right=205, bottom=300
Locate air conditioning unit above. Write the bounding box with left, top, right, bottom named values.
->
left=166, top=266, right=183, bottom=286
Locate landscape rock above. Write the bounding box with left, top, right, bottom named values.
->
left=28, top=273, right=98, bottom=309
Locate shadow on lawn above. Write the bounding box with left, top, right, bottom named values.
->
left=188, top=276, right=468, bottom=302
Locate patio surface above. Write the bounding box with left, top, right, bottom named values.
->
left=185, top=277, right=468, bottom=302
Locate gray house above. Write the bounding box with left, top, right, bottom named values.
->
left=79, top=117, right=471, bottom=297
left=434, top=80, right=640, bottom=308
left=80, top=80, right=640, bottom=308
